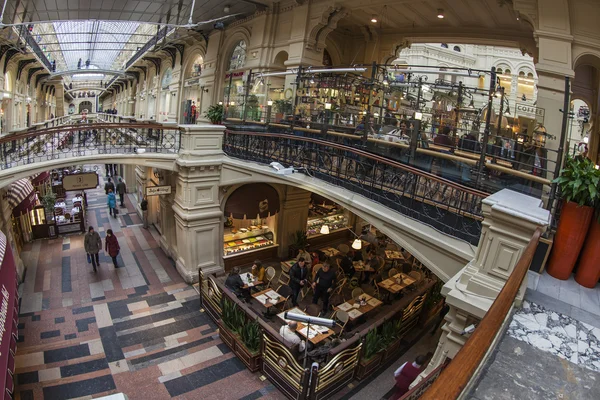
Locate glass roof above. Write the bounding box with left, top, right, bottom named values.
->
left=52, top=21, right=142, bottom=71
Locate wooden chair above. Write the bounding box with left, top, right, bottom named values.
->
left=408, top=271, right=423, bottom=289
left=332, top=310, right=350, bottom=337
left=305, top=303, right=320, bottom=317
left=265, top=266, right=277, bottom=289
left=281, top=262, right=292, bottom=274
left=351, top=287, right=363, bottom=300
left=277, top=270, right=291, bottom=287
left=372, top=279, right=382, bottom=299
left=311, top=264, right=323, bottom=281
left=333, top=277, right=347, bottom=298
left=337, top=244, right=349, bottom=255
left=388, top=268, right=398, bottom=278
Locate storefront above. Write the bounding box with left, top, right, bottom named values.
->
left=0, top=231, right=19, bottom=400
left=6, top=179, right=39, bottom=244
left=182, top=55, right=204, bottom=124
left=223, top=183, right=280, bottom=269
left=223, top=40, right=248, bottom=118
left=306, top=193, right=353, bottom=248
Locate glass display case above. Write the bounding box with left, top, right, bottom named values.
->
left=223, top=226, right=275, bottom=256
left=306, top=214, right=349, bottom=237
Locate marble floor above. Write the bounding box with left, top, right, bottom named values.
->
left=15, top=170, right=282, bottom=400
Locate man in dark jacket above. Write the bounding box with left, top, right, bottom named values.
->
left=104, top=178, right=114, bottom=195
left=140, top=196, right=148, bottom=229
left=225, top=266, right=250, bottom=301
left=289, top=258, right=308, bottom=306
left=84, top=226, right=102, bottom=272
left=116, top=178, right=126, bottom=207
left=312, top=262, right=336, bottom=313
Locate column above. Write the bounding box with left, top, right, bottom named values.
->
left=419, top=189, right=550, bottom=378
left=54, top=83, right=65, bottom=117
left=159, top=176, right=177, bottom=259
left=276, top=186, right=312, bottom=259
left=172, top=123, right=226, bottom=282
left=134, top=166, right=147, bottom=218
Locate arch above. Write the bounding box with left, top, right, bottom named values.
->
left=453, top=45, right=461, bottom=52
left=441, top=43, right=449, bottom=49
left=161, top=67, right=173, bottom=89
left=273, top=51, right=288, bottom=68
left=306, top=6, right=351, bottom=52
left=324, top=37, right=343, bottom=66
left=573, top=52, right=600, bottom=71
left=78, top=101, right=93, bottom=113
left=227, top=40, right=247, bottom=72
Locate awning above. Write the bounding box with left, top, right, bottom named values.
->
left=31, top=171, right=50, bottom=185
left=7, top=179, right=38, bottom=217
left=225, top=183, right=280, bottom=219
left=0, top=231, right=18, bottom=394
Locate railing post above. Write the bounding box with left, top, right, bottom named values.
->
left=547, top=76, right=570, bottom=214
left=475, top=67, right=497, bottom=186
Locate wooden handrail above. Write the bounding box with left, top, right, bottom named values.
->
left=224, top=129, right=490, bottom=199
left=421, top=227, right=543, bottom=400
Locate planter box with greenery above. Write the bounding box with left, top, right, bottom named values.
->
left=219, top=297, right=262, bottom=372
left=204, top=104, right=224, bottom=125
left=288, top=230, right=308, bottom=259
left=547, top=156, right=600, bottom=280
left=356, top=329, right=383, bottom=380
left=380, top=320, right=405, bottom=363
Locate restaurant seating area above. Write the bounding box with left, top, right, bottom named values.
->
left=199, top=235, right=444, bottom=399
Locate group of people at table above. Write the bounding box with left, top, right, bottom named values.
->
left=224, top=234, right=421, bottom=358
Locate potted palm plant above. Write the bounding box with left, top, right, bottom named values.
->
left=288, top=230, right=309, bottom=258
left=380, top=319, right=404, bottom=362
left=547, top=156, right=600, bottom=280
left=237, top=319, right=262, bottom=372
left=205, top=104, right=224, bottom=125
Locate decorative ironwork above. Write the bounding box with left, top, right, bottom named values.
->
left=143, top=57, right=162, bottom=76
left=0, top=123, right=181, bottom=173
left=3, top=49, right=20, bottom=74
left=0, top=45, right=11, bottom=66
left=21, top=26, right=53, bottom=70
left=36, top=73, right=50, bottom=88
left=172, top=44, right=185, bottom=66
left=223, top=130, right=486, bottom=244
left=28, top=67, right=45, bottom=85
left=132, top=66, right=147, bottom=81
left=125, top=26, right=172, bottom=69
left=17, top=59, right=37, bottom=80
left=161, top=47, right=177, bottom=69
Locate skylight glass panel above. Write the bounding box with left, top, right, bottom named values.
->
left=53, top=21, right=141, bottom=71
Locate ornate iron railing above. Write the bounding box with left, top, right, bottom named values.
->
left=223, top=130, right=487, bottom=244
left=0, top=123, right=181, bottom=171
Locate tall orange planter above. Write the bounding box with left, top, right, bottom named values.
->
left=546, top=201, right=594, bottom=280
left=575, top=219, right=600, bottom=288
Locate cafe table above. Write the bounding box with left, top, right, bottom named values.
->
left=252, top=288, right=285, bottom=319
left=280, top=259, right=295, bottom=273
left=321, top=247, right=340, bottom=258
left=276, top=307, right=334, bottom=345
left=241, top=272, right=263, bottom=289
left=353, top=260, right=375, bottom=281
left=378, top=273, right=416, bottom=295
left=384, top=250, right=405, bottom=261
left=335, top=293, right=383, bottom=322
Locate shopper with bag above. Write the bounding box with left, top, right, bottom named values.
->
left=84, top=226, right=102, bottom=272
left=107, top=189, right=117, bottom=218
left=105, top=229, right=121, bottom=268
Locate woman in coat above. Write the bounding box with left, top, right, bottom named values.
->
left=105, top=229, right=120, bottom=268
left=107, top=188, right=117, bottom=218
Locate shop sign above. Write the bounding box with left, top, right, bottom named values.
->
left=62, top=173, right=99, bottom=191
left=225, top=71, right=245, bottom=79
left=146, top=185, right=172, bottom=196
left=516, top=103, right=545, bottom=118
left=185, top=78, right=200, bottom=87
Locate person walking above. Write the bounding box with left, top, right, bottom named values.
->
left=107, top=189, right=117, bottom=218
left=104, top=177, right=114, bottom=194
left=311, top=262, right=336, bottom=314
left=391, top=355, right=427, bottom=399
left=104, top=229, right=121, bottom=268
left=116, top=178, right=126, bottom=207
left=140, top=195, right=149, bottom=229
left=289, top=257, right=309, bottom=307
left=84, top=226, right=102, bottom=272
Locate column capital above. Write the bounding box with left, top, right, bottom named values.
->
left=177, top=123, right=225, bottom=160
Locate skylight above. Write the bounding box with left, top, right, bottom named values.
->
left=52, top=21, right=142, bottom=71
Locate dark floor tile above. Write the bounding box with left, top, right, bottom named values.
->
left=146, top=293, right=175, bottom=307
left=18, top=322, right=25, bottom=329
left=32, top=315, right=40, bottom=322
left=60, top=358, right=109, bottom=377
left=76, top=316, right=96, bottom=332
left=123, top=214, right=133, bottom=226
left=217, top=342, right=232, bottom=354
left=72, top=306, right=94, bottom=315
left=108, top=304, right=132, bottom=320
left=135, top=285, right=149, bottom=295
left=41, top=330, right=61, bottom=339
left=64, top=333, right=77, bottom=340
left=92, top=296, right=106, bottom=302
left=200, top=327, right=214, bottom=336
left=62, top=256, right=72, bottom=293
left=19, top=390, right=34, bottom=400
left=17, top=335, right=24, bottom=343
left=130, top=337, right=214, bottom=366
left=44, top=344, right=91, bottom=364
left=239, top=390, right=265, bottom=400
left=55, top=317, right=65, bottom=324
left=62, top=243, right=70, bottom=251
left=117, top=319, right=193, bottom=348
left=42, top=374, right=116, bottom=400
left=17, top=371, right=39, bottom=385
left=131, top=253, right=150, bottom=286
left=99, top=326, right=124, bottom=362
left=42, top=298, right=50, bottom=310
left=19, top=312, right=34, bottom=318
left=164, top=358, right=245, bottom=397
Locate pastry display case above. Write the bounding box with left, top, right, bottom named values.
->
left=223, top=226, right=275, bottom=256
left=306, top=214, right=349, bottom=238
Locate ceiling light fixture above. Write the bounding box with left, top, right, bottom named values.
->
left=437, top=9, right=445, bottom=19
left=371, top=15, right=378, bottom=23
left=224, top=5, right=231, bottom=13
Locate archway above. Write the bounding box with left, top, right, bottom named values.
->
left=79, top=101, right=92, bottom=114
left=182, top=54, right=204, bottom=124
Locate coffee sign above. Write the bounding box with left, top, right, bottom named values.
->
left=516, top=103, right=545, bottom=119
left=62, top=173, right=99, bottom=191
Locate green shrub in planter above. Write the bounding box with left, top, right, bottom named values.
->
left=205, top=104, right=224, bottom=125
left=240, top=320, right=262, bottom=354
left=363, top=329, right=383, bottom=360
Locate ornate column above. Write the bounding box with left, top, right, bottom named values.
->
left=277, top=186, right=312, bottom=259
left=420, top=189, right=550, bottom=377
left=172, top=123, right=226, bottom=282
left=159, top=174, right=177, bottom=259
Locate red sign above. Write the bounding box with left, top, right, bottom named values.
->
left=0, top=231, right=17, bottom=394
left=225, top=71, right=245, bottom=79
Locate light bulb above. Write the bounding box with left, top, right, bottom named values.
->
left=437, top=9, right=444, bottom=19
left=320, top=225, right=330, bottom=235
left=352, top=239, right=362, bottom=250
left=371, top=15, right=378, bottom=23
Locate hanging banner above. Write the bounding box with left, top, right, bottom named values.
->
left=62, top=173, right=99, bottom=191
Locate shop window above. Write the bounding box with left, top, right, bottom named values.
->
left=441, top=43, right=448, bottom=48
left=496, top=68, right=503, bottom=75
left=228, top=40, right=247, bottom=71
left=161, top=68, right=173, bottom=90
left=453, top=46, right=461, bottom=52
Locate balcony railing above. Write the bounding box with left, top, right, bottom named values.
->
left=223, top=129, right=488, bottom=245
